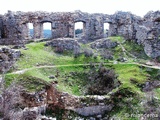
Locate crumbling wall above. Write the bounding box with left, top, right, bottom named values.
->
left=0, top=15, right=3, bottom=39
left=135, top=11, right=160, bottom=58
left=108, top=11, right=143, bottom=40
left=45, top=38, right=80, bottom=51
left=4, top=11, right=27, bottom=40
left=1, top=10, right=160, bottom=58
left=0, top=47, right=21, bottom=73
left=0, top=10, right=107, bottom=45
left=107, top=11, right=160, bottom=58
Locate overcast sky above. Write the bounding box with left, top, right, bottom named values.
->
left=1, top=0, right=159, bottom=29
left=1, top=0, right=160, bottom=16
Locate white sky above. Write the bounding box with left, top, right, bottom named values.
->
left=1, top=0, right=159, bottom=29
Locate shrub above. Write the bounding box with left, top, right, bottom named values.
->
left=87, top=66, right=120, bottom=95
left=98, top=67, right=117, bottom=87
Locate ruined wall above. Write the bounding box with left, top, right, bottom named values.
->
left=45, top=38, right=80, bottom=51
left=0, top=10, right=107, bottom=45
left=1, top=10, right=160, bottom=58
left=107, top=11, right=160, bottom=58
left=0, top=47, right=21, bottom=73
left=108, top=11, right=143, bottom=40
left=88, top=14, right=104, bottom=40
left=0, top=15, right=3, bottom=39
left=135, top=11, right=160, bottom=58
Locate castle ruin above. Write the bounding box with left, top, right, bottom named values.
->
left=0, top=10, right=160, bottom=58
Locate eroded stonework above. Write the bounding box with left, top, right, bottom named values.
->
left=136, top=11, right=160, bottom=58
left=1, top=10, right=160, bottom=58
left=108, top=11, right=143, bottom=40
left=0, top=47, right=21, bottom=73
left=45, top=38, right=80, bottom=51
left=0, top=10, right=109, bottom=44
left=108, top=11, right=160, bottom=58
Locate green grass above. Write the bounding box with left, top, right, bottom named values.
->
left=123, top=41, right=149, bottom=60
left=16, top=42, right=104, bottom=70
left=8, top=38, right=150, bottom=95
left=4, top=73, right=19, bottom=87
left=5, top=36, right=160, bottom=119
left=109, top=36, right=125, bottom=43
left=108, top=64, right=149, bottom=120
left=5, top=63, right=149, bottom=95
left=112, top=44, right=124, bottom=59
left=50, top=65, right=90, bottom=95
left=5, top=65, right=90, bottom=95
left=17, top=42, right=55, bottom=69
left=113, top=64, right=148, bottom=95
left=15, top=36, right=148, bottom=71
left=107, top=36, right=150, bottom=63
left=107, top=64, right=148, bottom=119
left=5, top=72, right=50, bottom=92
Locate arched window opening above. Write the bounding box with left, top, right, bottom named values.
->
left=28, top=23, right=34, bottom=39
left=104, top=23, right=109, bottom=38
left=43, top=22, right=52, bottom=39
left=74, top=22, right=84, bottom=38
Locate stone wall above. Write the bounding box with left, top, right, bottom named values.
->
left=135, top=11, right=160, bottom=58
left=108, top=11, right=143, bottom=40
left=90, top=38, right=117, bottom=49
left=45, top=38, right=80, bottom=51
left=1, top=10, right=160, bottom=58
left=107, top=11, right=160, bottom=58
left=0, top=16, right=3, bottom=39
left=0, top=14, right=6, bottom=39
left=0, top=10, right=109, bottom=44
left=0, top=47, right=21, bottom=73
left=0, top=81, right=113, bottom=120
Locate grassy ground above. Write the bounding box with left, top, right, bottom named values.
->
left=109, top=36, right=150, bottom=63
left=4, top=36, right=160, bottom=119
left=113, top=64, right=148, bottom=94
left=5, top=36, right=157, bottom=96
left=16, top=42, right=104, bottom=70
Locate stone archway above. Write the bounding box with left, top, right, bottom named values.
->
left=103, top=23, right=110, bottom=38
left=42, top=22, right=52, bottom=39
left=74, top=21, right=86, bottom=38
left=28, top=23, right=34, bottom=39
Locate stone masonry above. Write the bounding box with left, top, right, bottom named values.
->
left=0, top=10, right=109, bottom=44
left=1, top=10, right=160, bottom=58
left=0, top=47, right=21, bottom=73
left=45, top=38, right=80, bottom=51
left=107, top=11, right=160, bottom=58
